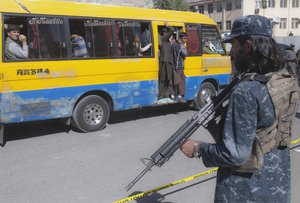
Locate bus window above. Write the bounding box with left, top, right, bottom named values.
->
left=91, top=19, right=113, bottom=58
left=4, top=15, right=67, bottom=61
left=3, top=15, right=29, bottom=61
left=185, top=24, right=201, bottom=55
left=69, top=18, right=92, bottom=58
left=115, top=21, right=152, bottom=57
left=33, top=17, right=67, bottom=59
left=201, top=25, right=225, bottom=55
left=27, top=17, right=39, bottom=59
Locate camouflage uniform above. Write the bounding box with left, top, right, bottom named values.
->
left=200, top=80, right=291, bottom=203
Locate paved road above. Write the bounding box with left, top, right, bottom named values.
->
left=0, top=103, right=299, bottom=203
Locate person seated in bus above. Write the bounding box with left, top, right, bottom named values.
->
left=133, top=33, right=152, bottom=56
left=141, top=29, right=151, bottom=45
left=70, top=34, right=89, bottom=57
left=38, top=37, right=51, bottom=58
left=4, top=24, right=28, bottom=60
left=141, top=28, right=151, bottom=55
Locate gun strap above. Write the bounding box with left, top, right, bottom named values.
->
left=242, top=73, right=271, bottom=84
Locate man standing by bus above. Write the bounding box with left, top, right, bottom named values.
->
left=4, top=24, right=28, bottom=60
left=180, top=15, right=299, bottom=202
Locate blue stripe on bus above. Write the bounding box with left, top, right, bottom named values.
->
left=185, top=73, right=230, bottom=99
left=0, top=74, right=230, bottom=123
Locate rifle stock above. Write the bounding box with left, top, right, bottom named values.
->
left=126, top=75, right=243, bottom=191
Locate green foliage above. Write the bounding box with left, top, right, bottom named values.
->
left=153, top=0, right=188, bottom=11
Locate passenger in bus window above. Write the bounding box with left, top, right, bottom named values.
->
left=141, top=29, right=151, bottom=44
left=38, top=37, right=51, bottom=58
left=71, top=34, right=89, bottom=57
left=133, top=33, right=152, bottom=56
left=4, top=24, right=28, bottom=60
left=141, top=28, right=152, bottom=55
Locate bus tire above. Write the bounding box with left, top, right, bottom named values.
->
left=193, top=82, right=216, bottom=110
left=72, top=95, right=110, bottom=132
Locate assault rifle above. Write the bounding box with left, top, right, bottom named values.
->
left=126, top=74, right=244, bottom=191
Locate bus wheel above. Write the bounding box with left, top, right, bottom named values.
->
left=72, top=95, right=110, bottom=132
left=193, top=82, right=216, bottom=110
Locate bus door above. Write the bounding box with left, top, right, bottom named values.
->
left=151, top=21, right=183, bottom=101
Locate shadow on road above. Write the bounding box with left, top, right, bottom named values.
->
left=2, top=103, right=193, bottom=145
left=109, top=103, right=192, bottom=124
left=4, top=119, right=71, bottom=142
left=129, top=191, right=173, bottom=203
left=296, top=112, right=300, bottom=119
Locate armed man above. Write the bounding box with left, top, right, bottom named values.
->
left=180, top=15, right=299, bottom=202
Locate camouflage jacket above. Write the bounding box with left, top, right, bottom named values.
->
left=200, top=80, right=291, bottom=203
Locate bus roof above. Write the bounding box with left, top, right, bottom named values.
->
left=0, top=0, right=216, bottom=25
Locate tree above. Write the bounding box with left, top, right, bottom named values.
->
left=153, top=0, right=188, bottom=11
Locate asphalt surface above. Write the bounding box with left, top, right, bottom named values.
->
left=0, top=103, right=299, bottom=203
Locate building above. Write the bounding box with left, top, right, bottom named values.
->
left=187, top=0, right=300, bottom=37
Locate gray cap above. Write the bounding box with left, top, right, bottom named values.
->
left=6, top=24, right=21, bottom=32
left=223, top=15, right=272, bottom=43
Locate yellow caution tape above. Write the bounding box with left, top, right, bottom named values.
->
left=291, top=138, right=300, bottom=145
left=114, top=138, right=300, bottom=203
left=114, top=168, right=218, bottom=203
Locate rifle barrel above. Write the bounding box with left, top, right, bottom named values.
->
left=125, top=161, right=155, bottom=191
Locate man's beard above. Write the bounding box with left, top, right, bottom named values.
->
left=232, top=47, right=252, bottom=73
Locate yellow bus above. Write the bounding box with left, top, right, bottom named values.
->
left=0, top=0, right=231, bottom=145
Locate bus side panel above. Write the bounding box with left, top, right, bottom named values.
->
left=0, top=79, right=158, bottom=124
left=185, top=74, right=230, bottom=100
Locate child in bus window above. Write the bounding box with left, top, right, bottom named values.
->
left=133, top=33, right=152, bottom=56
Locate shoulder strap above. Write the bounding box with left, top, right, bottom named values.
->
left=242, top=73, right=271, bottom=84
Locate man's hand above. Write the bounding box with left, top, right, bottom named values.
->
left=19, top=34, right=27, bottom=44
left=180, top=139, right=198, bottom=158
